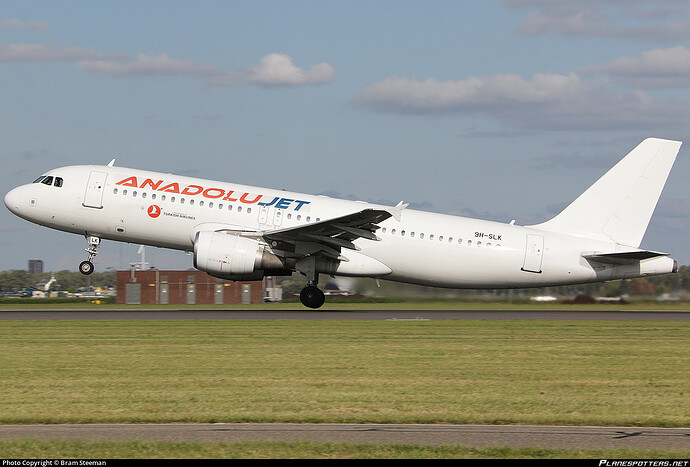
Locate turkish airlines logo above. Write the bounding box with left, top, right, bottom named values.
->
left=147, top=205, right=161, bottom=218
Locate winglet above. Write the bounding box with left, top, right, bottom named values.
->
left=390, top=201, right=409, bottom=221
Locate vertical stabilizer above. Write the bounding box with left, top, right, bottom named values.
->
left=531, top=138, right=682, bottom=248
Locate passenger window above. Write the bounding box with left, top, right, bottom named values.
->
left=41, top=176, right=53, bottom=186
left=54, top=177, right=63, bottom=187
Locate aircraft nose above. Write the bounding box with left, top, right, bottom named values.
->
left=4, top=187, right=22, bottom=214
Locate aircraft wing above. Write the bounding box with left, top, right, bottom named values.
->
left=242, top=208, right=393, bottom=260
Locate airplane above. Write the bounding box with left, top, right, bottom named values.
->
left=4, top=137, right=682, bottom=308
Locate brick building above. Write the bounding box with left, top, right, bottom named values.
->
left=116, top=269, right=264, bottom=305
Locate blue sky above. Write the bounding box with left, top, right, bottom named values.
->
left=2, top=0, right=690, bottom=272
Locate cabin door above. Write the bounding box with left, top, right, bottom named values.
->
left=83, top=171, right=108, bottom=208
left=522, top=235, right=544, bottom=273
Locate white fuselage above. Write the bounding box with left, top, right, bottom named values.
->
left=4, top=164, right=676, bottom=289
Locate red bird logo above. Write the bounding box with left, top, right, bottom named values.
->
left=147, top=205, right=161, bottom=218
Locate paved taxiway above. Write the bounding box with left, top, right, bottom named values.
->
left=0, top=423, right=688, bottom=450
left=2, top=308, right=687, bottom=450
left=0, top=309, right=689, bottom=320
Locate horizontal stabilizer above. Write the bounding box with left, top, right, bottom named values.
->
left=582, top=250, right=669, bottom=265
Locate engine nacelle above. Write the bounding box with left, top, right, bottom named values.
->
left=193, top=231, right=287, bottom=280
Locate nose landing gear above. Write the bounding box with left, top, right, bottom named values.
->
left=79, top=235, right=101, bottom=275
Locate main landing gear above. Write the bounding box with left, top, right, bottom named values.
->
left=79, top=235, right=101, bottom=275
left=295, top=256, right=325, bottom=309
left=300, top=282, right=325, bottom=309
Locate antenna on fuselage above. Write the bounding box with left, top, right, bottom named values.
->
left=107, top=159, right=116, bottom=167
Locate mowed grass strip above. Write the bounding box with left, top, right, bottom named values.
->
left=0, top=319, right=687, bottom=426
left=1, top=440, right=688, bottom=459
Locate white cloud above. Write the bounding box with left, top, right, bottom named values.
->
left=78, top=53, right=219, bottom=78
left=506, top=0, right=690, bottom=41
left=245, top=53, right=336, bottom=86
left=581, top=45, right=690, bottom=88
left=208, top=53, right=336, bottom=87
left=352, top=73, right=581, bottom=114
left=0, top=44, right=335, bottom=88
left=0, top=43, right=107, bottom=62
left=1, top=18, right=49, bottom=31
left=351, top=72, right=690, bottom=131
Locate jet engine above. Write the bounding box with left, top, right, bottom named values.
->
left=193, top=231, right=289, bottom=281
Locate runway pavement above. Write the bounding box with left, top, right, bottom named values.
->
left=1, top=309, right=689, bottom=320
left=0, top=423, right=688, bottom=450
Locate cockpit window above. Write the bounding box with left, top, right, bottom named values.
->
left=32, top=175, right=63, bottom=187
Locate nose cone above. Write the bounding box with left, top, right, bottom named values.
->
left=4, top=187, right=21, bottom=215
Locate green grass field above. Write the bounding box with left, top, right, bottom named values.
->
left=0, top=317, right=688, bottom=458
left=1, top=319, right=687, bottom=426
left=0, top=440, right=687, bottom=459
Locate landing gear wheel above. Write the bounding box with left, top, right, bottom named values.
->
left=300, top=285, right=325, bottom=309
left=79, top=260, right=94, bottom=275
left=80, top=235, right=101, bottom=275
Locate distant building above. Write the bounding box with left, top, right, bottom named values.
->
left=116, top=269, right=264, bottom=305
left=28, top=259, right=43, bottom=274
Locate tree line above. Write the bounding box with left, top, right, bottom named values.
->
left=0, top=269, right=117, bottom=295
left=1, top=265, right=689, bottom=297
